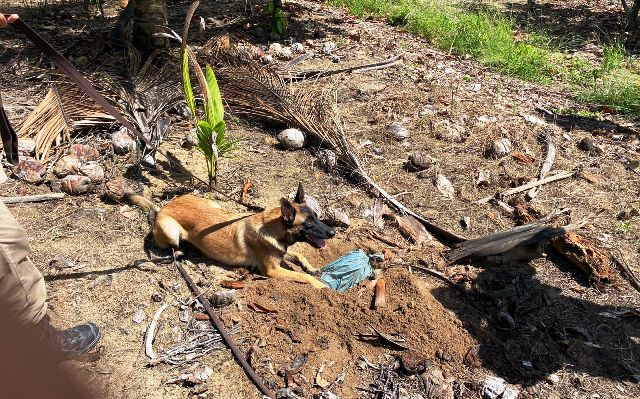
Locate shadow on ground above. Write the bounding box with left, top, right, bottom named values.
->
left=432, top=258, right=640, bottom=388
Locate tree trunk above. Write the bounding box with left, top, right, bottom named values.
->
left=628, top=0, right=640, bottom=32
left=131, top=0, right=168, bottom=56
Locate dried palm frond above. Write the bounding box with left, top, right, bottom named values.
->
left=17, top=83, right=114, bottom=160
left=96, top=45, right=183, bottom=157
left=207, top=39, right=465, bottom=245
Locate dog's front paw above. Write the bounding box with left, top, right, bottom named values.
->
left=310, top=278, right=328, bottom=289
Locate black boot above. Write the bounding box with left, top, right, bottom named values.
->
left=39, top=316, right=101, bottom=359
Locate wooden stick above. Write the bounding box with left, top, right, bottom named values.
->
left=527, top=132, right=556, bottom=200
left=370, top=231, right=405, bottom=249
left=475, top=170, right=574, bottom=204
left=409, top=263, right=466, bottom=293
left=1, top=193, right=65, bottom=204
left=145, top=303, right=168, bottom=360
left=611, top=252, right=640, bottom=295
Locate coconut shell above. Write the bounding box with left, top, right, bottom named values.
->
left=53, top=155, right=82, bottom=177
left=488, top=138, right=513, bottom=158
left=68, top=144, right=100, bottom=161
left=105, top=178, right=134, bottom=201
left=111, top=130, right=137, bottom=155
left=407, top=153, right=435, bottom=172
left=14, top=159, right=45, bottom=184
left=61, top=175, right=93, bottom=195
left=78, top=161, right=105, bottom=183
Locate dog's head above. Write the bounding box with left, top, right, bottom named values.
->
left=280, top=183, right=335, bottom=249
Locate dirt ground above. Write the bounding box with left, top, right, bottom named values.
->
left=1, top=0, right=640, bottom=398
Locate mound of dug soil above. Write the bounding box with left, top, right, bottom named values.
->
left=226, top=267, right=478, bottom=397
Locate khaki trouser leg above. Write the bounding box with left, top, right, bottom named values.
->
left=0, top=201, right=47, bottom=325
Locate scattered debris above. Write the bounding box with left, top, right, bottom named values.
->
left=132, top=308, right=147, bottom=324
left=277, top=128, right=306, bottom=149
left=527, top=132, right=556, bottom=200
left=209, top=290, right=236, bottom=308
left=325, top=207, right=350, bottom=227
left=433, top=173, right=454, bottom=198
left=400, top=350, right=431, bottom=374
left=1, top=193, right=65, bottom=204
left=513, top=203, right=616, bottom=288
left=511, top=151, right=535, bottom=164
left=373, top=278, right=386, bottom=309
left=543, top=373, right=560, bottom=384
left=578, top=137, right=601, bottom=153
left=219, top=280, right=245, bottom=290
left=164, top=365, right=213, bottom=386
left=476, top=170, right=491, bottom=187
left=241, top=180, right=253, bottom=205
left=406, top=152, right=435, bottom=172
left=248, top=302, right=278, bottom=314
left=358, top=324, right=409, bottom=350
left=145, top=303, right=168, bottom=360
left=488, top=138, right=513, bottom=158
left=316, top=149, right=337, bottom=171
left=476, top=170, right=574, bottom=204
left=523, top=114, right=546, bottom=126
left=388, top=123, right=410, bottom=141
left=322, top=41, right=337, bottom=54
left=394, top=214, right=433, bottom=244
left=482, top=376, right=507, bottom=399
left=183, top=129, right=198, bottom=148
left=461, top=216, right=471, bottom=230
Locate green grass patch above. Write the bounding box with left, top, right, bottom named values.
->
left=326, top=0, right=640, bottom=119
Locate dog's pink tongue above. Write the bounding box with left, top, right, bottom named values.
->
left=310, top=235, right=327, bottom=249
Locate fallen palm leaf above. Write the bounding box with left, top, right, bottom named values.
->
left=17, top=83, right=113, bottom=160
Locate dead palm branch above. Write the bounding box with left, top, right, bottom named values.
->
left=207, top=39, right=465, bottom=245
left=17, top=41, right=181, bottom=162
left=17, top=83, right=114, bottom=160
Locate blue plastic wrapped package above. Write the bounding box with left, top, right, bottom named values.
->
left=318, top=249, right=375, bottom=292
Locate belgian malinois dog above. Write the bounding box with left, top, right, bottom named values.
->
left=125, top=183, right=335, bottom=288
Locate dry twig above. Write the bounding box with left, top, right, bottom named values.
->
left=1, top=193, right=65, bottom=204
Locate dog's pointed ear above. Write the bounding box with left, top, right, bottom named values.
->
left=280, top=198, right=296, bottom=226
left=294, top=182, right=305, bottom=204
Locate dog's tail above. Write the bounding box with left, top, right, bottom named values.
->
left=105, top=178, right=159, bottom=225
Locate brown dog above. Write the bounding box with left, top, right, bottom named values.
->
left=127, top=183, right=334, bottom=288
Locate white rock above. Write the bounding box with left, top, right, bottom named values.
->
left=482, top=376, right=506, bottom=399
left=489, top=138, right=513, bottom=158
left=183, top=129, right=198, bottom=148
left=291, top=42, right=305, bottom=53
left=476, top=170, right=491, bottom=187
left=262, top=54, right=274, bottom=63
left=388, top=123, right=410, bottom=141
left=278, top=47, right=293, bottom=59
left=277, top=128, right=305, bottom=149
left=502, top=386, right=519, bottom=399
left=141, top=153, right=156, bottom=167
left=325, top=207, right=350, bottom=227
left=434, top=173, right=454, bottom=199
left=269, top=42, right=283, bottom=54
left=523, top=114, right=546, bottom=126
left=323, top=41, right=337, bottom=54
left=132, top=308, right=147, bottom=324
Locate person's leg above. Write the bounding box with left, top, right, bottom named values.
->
left=0, top=201, right=100, bottom=358
left=0, top=201, right=47, bottom=325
